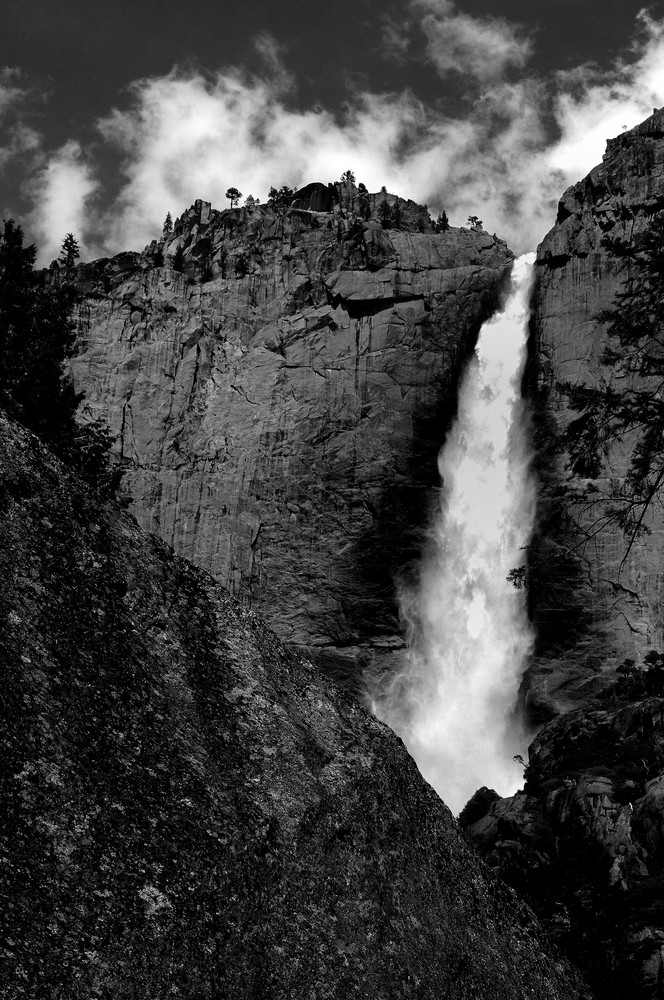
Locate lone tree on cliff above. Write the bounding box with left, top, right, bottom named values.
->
left=225, top=187, right=242, bottom=209
left=0, top=219, right=120, bottom=493
left=562, top=211, right=664, bottom=562
left=162, top=212, right=173, bottom=236
left=59, top=233, right=80, bottom=268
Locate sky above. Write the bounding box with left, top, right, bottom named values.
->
left=1, top=0, right=663, bottom=263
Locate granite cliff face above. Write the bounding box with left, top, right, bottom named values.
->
left=0, top=411, right=589, bottom=999
left=67, top=185, right=512, bottom=685
left=528, top=107, right=664, bottom=714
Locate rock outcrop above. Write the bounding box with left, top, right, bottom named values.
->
left=0, top=411, right=589, bottom=999
left=66, top=187, right=512, bottom=687
left=463, top=692, right=664, bottom=999
left=528, top=107, right=664, bottom=714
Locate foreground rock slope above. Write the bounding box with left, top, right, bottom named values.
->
left=0, top=412, right=589, bottom=999
left=67, top=184, right=512, bottom=686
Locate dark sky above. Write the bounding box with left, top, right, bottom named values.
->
left=0, top=0, right=660, bottom=258
left=1, top=0, right=651, bottom=126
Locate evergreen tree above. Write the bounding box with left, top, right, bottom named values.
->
left=0, top=219, right=120, bottom=494
left=436, top=210, right=450, bottom=232
left=171, top=244, right=186, bottom=272
left=562, top=212, right=664, bottom=560
left=267, top=185, right=294, bottom=212
left=162, top=212, right=173, bottom=236
left=378, top=200, right=392, bottom=229
left=59, top=233, right=80, bottom=268
left=201, top=252, right=213, bottom=282
left=225, top=187, right=242, bottom=209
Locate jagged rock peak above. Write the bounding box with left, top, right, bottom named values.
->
left=539, top=105, right=664, bottom=266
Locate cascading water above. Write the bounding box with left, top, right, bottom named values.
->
left=372, top=253, right=537, bottom=815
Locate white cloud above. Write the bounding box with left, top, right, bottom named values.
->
left=26, top=140, right=98, bottom=264
left=0, top=66, right=29, bottom=116
left=89, top=66, right=431, bottom=256
left=549, top=11, right=664, bottom=180
left=0, top=67, right=41, bottom=175
left=414, top=0, right=532, bottom=84
left=19, top=10, right=664, bottom=261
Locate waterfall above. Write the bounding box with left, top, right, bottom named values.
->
left=373, top=253, right=537, bottom=815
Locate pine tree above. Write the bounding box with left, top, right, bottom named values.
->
left=163, top=212, right=173, bottom=236
left=225, top=187, right=242, bottom=209
left=267, top=185, right=294, bottom=212
left=59, top=232, right=80, bottom=268
left=0, top=219, right=120, bottom=494
left=171, top=244, right=186, bottom=272
left=562, top=212, right=664, bottom=560
left=378, top=200, right=392, bottom=229
left=201, top=251, right=213, bottom=282
left=436, top=210, right=450, bottom=232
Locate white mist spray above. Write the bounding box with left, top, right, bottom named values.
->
left=373, top=253, right=537, bottom=815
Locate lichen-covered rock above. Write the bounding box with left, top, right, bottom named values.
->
left=0, top=412, right=588, bottom=999
left=530, top=108, right=664, bottom=707
left=67, top=193, right=512, bottom=688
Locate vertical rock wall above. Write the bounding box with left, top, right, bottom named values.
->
left=69, top=194, right=513, bottom=684
left=530, top=108, right=664, bottom=712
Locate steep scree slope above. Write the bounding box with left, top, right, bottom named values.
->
left=66, top=187, right=513, bottom=686
left=0, top=412, right=589, bottom=999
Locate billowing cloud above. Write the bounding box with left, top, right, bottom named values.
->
left=0, top=66, right=30, bottom=116
left=26, top=140, right=98, bottom=264
left=18, top=11, right=664, bottom=262
left=0, top=67, right=41, bottom=175
left=413, top=0, right=532, bottom=84
left=549, top=11, right=664, bottom=180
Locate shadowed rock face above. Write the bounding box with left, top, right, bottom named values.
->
left=464, top=695, right=664, bottom=1000
left=0, top=412, right=589, bottom=1000
left=291, top=181, right=338, bottom=213
left=68, top=194, right=513, bottom=689
left=528, top=108, right=664, bottom=715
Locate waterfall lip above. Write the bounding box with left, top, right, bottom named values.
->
left=371, top=251, right=538, bottom=815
